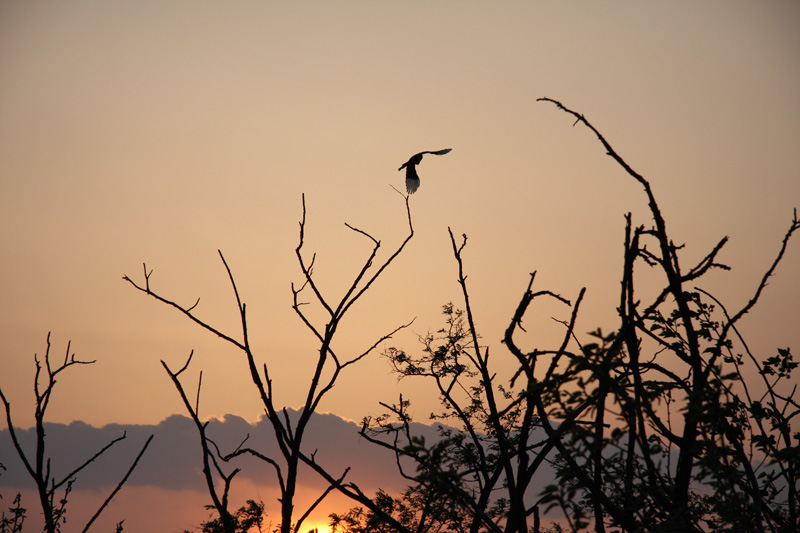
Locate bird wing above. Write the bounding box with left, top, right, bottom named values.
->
left=422, top=148, right=452, bottom=156
left=399, top=148, right=451, bottom=170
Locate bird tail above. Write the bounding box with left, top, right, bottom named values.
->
left=405, top=165, right=420, bottom=194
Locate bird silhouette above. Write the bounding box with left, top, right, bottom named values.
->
left=398, top=148, right=452, bottom=194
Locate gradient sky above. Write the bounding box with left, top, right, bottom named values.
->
left=1, top=2, right=799, bottom=526
left=2, top=0, right=799, bottom=428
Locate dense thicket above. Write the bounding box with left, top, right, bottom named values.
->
left=332, top=99, right=800, bottom=533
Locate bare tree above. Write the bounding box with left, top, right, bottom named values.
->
left=344, top=98, right=798, bottom=533
left=0, top=333, right=153, bottom=533
left=161, top=350, right=244, bottom=533
left=530, top=97, right=799, bottom=532
left=124, top=191, right=418, bottom=533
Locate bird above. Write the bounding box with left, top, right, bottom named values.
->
left=398, top=148, right=452, bottom=194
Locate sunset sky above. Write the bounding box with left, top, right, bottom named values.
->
left=1, top=1, right=799, bottom=531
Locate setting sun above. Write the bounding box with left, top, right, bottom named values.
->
left=1, top=1, right=798, bottom=532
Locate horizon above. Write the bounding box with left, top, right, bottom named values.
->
left=1, top=1, right=798, bottom=531
left=1, top=410, right=561, bottom=532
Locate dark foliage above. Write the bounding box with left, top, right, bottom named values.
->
left=337, top=99, right=799, bottom=533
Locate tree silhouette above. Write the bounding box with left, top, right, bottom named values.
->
left=532, top=97, right=799, bottom=532
left=0, top=488, right=25, bottom=533
left=0, top=333, right=153, bottom=533
left=186, top=499, right=265, bottom=533
left=125, top=192, right=417, bottom=533
left=336, top=98, right=800, bottom=533
left=121, top=98, right=798, bottom=533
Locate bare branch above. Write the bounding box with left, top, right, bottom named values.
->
left=81, top=434, right=154, bottom=533
left=123, top=272, right=246, bottom=351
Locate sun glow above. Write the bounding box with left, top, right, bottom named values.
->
left=300, top=524, right=332, bottom=533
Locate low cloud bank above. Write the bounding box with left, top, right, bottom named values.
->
left=0, top=409, right=434, bottom=493
left=0, top=410, right=414, bottom=531
left=1, top=410, right=560, bottom=531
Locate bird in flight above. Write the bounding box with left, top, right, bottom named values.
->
left=398, top=148, right=452, bottom=194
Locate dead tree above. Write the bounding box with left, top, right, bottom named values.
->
left=527, top=97, right=800, bottom=532
left=0, top=333, right=153, bottom=533
left=161, top=351, right=243, bottom=533
left=124, top=191, right=417, bottom=533
left=351, top=99, right=798, bottom=533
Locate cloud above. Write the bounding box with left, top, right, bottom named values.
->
left=0, top=410, right=461, bottom=531
left=0, top=410, right=418, bottom=494
left=1, top=410, right=562, bottom=531
left=0, top=410, right=404, bottom=531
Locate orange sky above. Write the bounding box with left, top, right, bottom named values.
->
left=1, top=1, right=799, bottom=529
